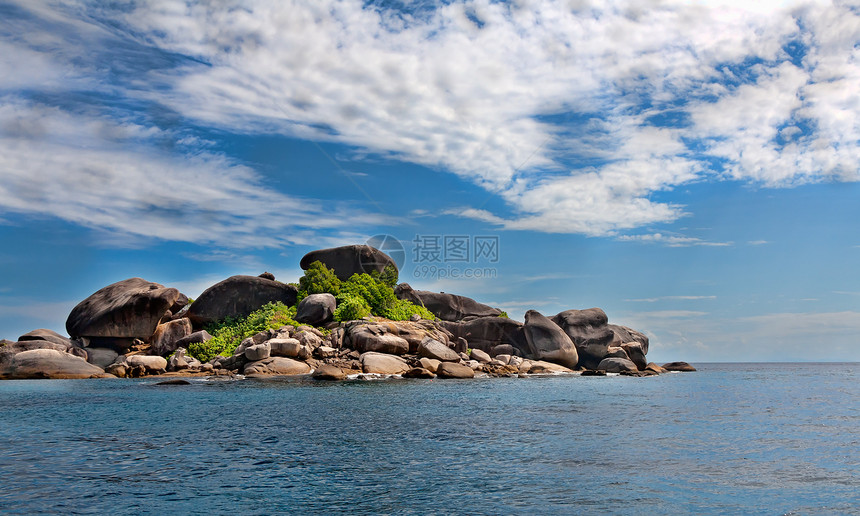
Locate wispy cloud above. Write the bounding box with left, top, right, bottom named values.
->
left=634, top=310, right=709, bottom=318
left=617, top=233, right=733, bottom=247
left=747, top=240, right=770, bottom=245
left=625, top=295, right=717, bottom=303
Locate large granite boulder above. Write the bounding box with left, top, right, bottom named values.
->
left=417, top=336, right=460, bottom=362
left=85, top=348, right=119, bottom=369
left=66, top=278, right=180, bottom=343
left=150, top=318, right=193, bottom=356
left=523, top=310, right=578, bottom=369
left=435, top=361, right=475, bottom=379
left=346, top=324, right=410, bottom=355
left=359, top=352, right=409, bottom=375
left=608, top=324, right=650, bottom=354
left=244, top=357, right=312, bottom=376
left=597, top=357, right=639, bottom=373
left=621, top=342, right=648, bottom=370
left=295, top=293, right=336, bottom=326
left=300, top=245, right=397, bottom=281
left=440, top=316, right=529, bottom=356
left=125, top=355, right=168, bottom=374
left=0, top=349, right=112, bottom=379
left=394, top=283, right=501, bottom=321
left=187, top=275, right=298, bottom=326
left=1, top=339, right=72, bottom=367
left=18, top=329, right=75, bottom=349
left=552, top=308, right=619, bottom=369
left=663, top=361, right=696, bottom=372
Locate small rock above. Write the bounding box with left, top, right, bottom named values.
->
left=156, top=379, right=191, bottom=385
left=244, top=357, right=312, bottom=376
left=313, top=364, right=347, bottom=381
left=269, top=338, right=302, bottom=357
left=662, top=361, right=697, bottom=372
left=436, top=362, right=475, bottom=379
left=359, top=352, right=410, bottom=375
left=258, top=272, right=276, bottom=280
left=469, top=348, right=491, bottom=363
left=418, top=337, right=460, bottom=362
left=126, top=355, right=168, bottom=374
left=403, top=367, right=436, bottom=379
left=244, top=342, right=271, bottom=361
left=597, top=357, right=638, bottom=373
left=418, top=357, right=441, bottom=373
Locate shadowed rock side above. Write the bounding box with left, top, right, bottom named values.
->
left=394, top=283, right=501, bottom=321
left=66, top=278, right=180, bottom=345
left=300, top=245, right=397, bottom=281
left=2, top=243, right=695, bottom=381
left=187, top=275, right=298, bottom=327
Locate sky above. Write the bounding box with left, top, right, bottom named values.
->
left=0, top=0, right=858, bottom=362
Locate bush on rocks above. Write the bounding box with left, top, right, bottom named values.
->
left=188, top=302, right=301, bottom=362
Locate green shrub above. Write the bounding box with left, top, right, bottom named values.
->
left=376, top=264, right=399, bottom=288
left=381, top=298, right=436, bottom=321
left=297, top=261, right=341, bottom=301
left=333, top=293, right=372, bottom=322
left=498, top=311, right=509, bottom=318
left=187, top=302, right=300, bottom=362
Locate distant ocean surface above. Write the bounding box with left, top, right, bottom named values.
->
left=1, top=363, right=858, bottom=515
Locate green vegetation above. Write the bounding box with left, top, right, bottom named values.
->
left=187, top=302, right=300, bottom=362
left=333, top=293, right=372, bottom=322
left=297, top=261, right=342, bottom=301
left=498, top=311, right=509, bottom=318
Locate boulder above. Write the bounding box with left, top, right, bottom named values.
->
left=313, top=345, right=338, bottom=359
left=295, top=293, right=336, bottom=326
left=300, top=245, right=398, bottom=281
left=258, top=272, right=276, bottom=281
left=469, top=348, right=492, bottom=363
left=187, top=275, right=298, bottom=326
left=269, top=338, right=302, bottom=358
left=417, top=337, right=460, bottom=362
left=418, top=357, right=441, bottom=373
left=1, top=339, right=69, bottom=365
left=175, top=330, right=213, bottom=348
left=394, top=283, right=501, bottom=321
left=86, top=348, right=119, bottom=369
left=349, top=325, right=409, bottom=355
left=435, top=361, right=475, bottom=379
left=359, top=352, right=409, bottom=375
left=0, top=349, right=112, bottom=379
left=313, top=364, right=347, bottom=381
left=125, top=355, right=168, bottom=374
left=18, top=329, right=75, bottom=349
left=645, top=362, right=668, bottom=374
left=662, top=361, right=697, bottom=372
left=440, top=317, right=529, bottom=356
left=169, top=293, right=189, bottom=317
left=523, top=310, right=578, bottom=369
left=552, top=308, right=616, bottom=369
left=244, top=342, right=271, bottom=361
left=150, top=318, right=193, bottom=356
left=403, top=367, right=436, bottom=379
left=66, top=278, right=180, bottom=343
left=597, top=357, right=638, bottom=373
left=608, top=324, right=650, bottom=354
left=621, top=342, right=648, bottom=370
left=244, top=357, right=311, bottom=376
left=605, top=347, right=631, bottom=360
left=527, top=360, right=574, bottom=374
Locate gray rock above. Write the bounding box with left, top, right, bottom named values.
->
left=269, top=338, right=302, bottom=358
left=0, top=349, right=112, bottom=379
left=313, top=345, right=337, bottom=359
left=244, top=342, right=271, bottom=361
left=608, top=324, right=650, bottom=354
left=187, top=275, right=298, bottom=326
left=125, top=355, right=168, bottom=374
left=662, top=361, right=696, bottom=372
left=469, top=348, right=492, bottom=363
left=296, top=293, right=336, bottom=326
left=494, top=354, right=511, bottom=365
left=527, top=360, right=574, bottom=374
left=300, top=244, right=398, bottom=281
left=86, top=347, right=119, bottom=369
left=417, top=336, right=460, bottom=362
left=17, top=329, right=75, bottom=349
left=150, top=318, right=193, bottom=356
left=350, top=327, right=409, bottom=355
left=105, top=362, right=127, bottom=378
left=523, top=310, right=578, bottom=369
left=313, top=364, right=346, bottom=380
left=394, top=283, right=501, bottom=321
left=491, top=344, right=516, bottom=357
left=605, top=347, right=631, bottom=360
left=244, top=357, right=311, bottom=376
left=621, top=342, right=648, bottom=370
left=66, top=278, right=180, bottom=344
left=359, top=352, right=409, bottom=375
left=418, top=357, right=441, bottom=372
left=597, top=357, right=638, bottom=373
left=175, top=330, right=213, bottom=348
left=403, top=367, right=436, bottom=379
left=435, top=361, right=475, bottom=379
left=441, top=317, right=529, bottom=356
left=645, top=362, right=667, bottom=374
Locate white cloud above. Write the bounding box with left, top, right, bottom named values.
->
left=747, top=240, right=771, bottom=245
left=617, top=232, right=733, bottom=247
left=0, top=98, right=389, bottom=248
left=625, top=295, right=717, bottom=302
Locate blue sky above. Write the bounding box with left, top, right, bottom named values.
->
left=0, top=0, right=858, bottom=362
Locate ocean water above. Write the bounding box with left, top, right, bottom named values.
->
left=0, top=363, right=858, bottom=515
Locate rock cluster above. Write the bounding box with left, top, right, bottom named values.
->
left=0, top=244, right=696, bottom=380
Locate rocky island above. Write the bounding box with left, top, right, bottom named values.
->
left=0, top=245, right=695, bottom=380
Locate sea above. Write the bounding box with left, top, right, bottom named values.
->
left=0, top=362, right=857, bottom=515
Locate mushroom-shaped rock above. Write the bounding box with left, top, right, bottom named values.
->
left=394, top=283, right=501, bottom=321
left=523, top=310, right=578, bottom=369
left=300, top=245, right=397, bottom=281
left=187, top=275, right=298, bottom=326
left=417, top=336, right=460, bottom=362
left=0, top=349, right=113, bottom=379
left=359, top=352, right=409, bottom=375
left=295, top=293, right=336, bottom=326
left=66, top=278, right=180, bottom=343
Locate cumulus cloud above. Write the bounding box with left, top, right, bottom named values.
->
left=2, top=0, right=859, bottom=241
